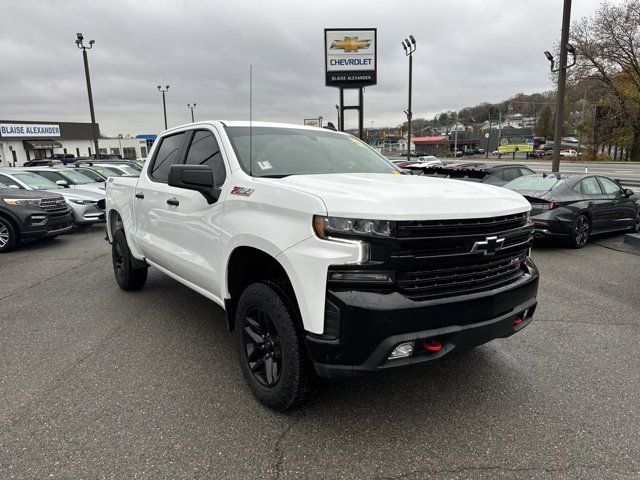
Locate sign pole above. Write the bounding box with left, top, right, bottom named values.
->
left=358, top=88, right=364, bottom=140
left=339, top=87, right=344, bottom=132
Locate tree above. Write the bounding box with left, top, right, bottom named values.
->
left=536, top=106, right=554, bottom=138
left=571, top=0, right=640, bottom=160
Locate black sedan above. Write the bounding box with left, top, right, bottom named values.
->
left=504, top=173, right=640, bottom=248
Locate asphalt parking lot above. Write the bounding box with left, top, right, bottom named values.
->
left=1, top=227, right=639, bottom=479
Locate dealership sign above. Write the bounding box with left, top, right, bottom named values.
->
left=0, top=123, right=61, bottom=137
left=325, top=28, right=377, bottom=87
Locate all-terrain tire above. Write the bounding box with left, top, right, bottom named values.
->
left=112, top=229, right=148, bottom=290
left=235, top=281, right=313, bottom=411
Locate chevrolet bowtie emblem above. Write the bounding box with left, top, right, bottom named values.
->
left=330, top=36, right=372, bottom=52
left=471, top=236, right=505, bottom=255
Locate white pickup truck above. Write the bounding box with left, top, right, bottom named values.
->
left=106, top=121, right=539, bottom=410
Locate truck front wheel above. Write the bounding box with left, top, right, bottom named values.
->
left=112, top=229, right=147, bottom=291
left=235, top=281, right=313, bottom=411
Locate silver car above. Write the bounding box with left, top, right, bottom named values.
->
left=19, top=166, right=105, bottom=193
left=0, top=169, right=105, bottom=225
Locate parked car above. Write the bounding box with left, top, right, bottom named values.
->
left=408, top=163, right=536, bottom=187
left=20, top=166, right=105, bottom=193
left=532, top=149, right=550, bottom=158
left=75, top=165, right=126, bottom=179
left=395, top=156, right=442, bottom=169
left=50, top=154, right=77, bottom=164
left=474, top=148, right=485, bottom=155
left=23, top=159, right=64, bottom=167
left=0, top=180, right=73, bottom=252
left=75, top=160, right=141, bottom=176
left=0, top=169, right=105, bottom=226
left=454, top=150, right=464, bottom=157
left=560, top=149, right=578, bottom=157
left=107, top=121, right=539, bottom=410
left=504, top=173, right=640, bottom=248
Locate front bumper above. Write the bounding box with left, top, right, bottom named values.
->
left=69, top=202, right=106, bottom=225
left=307, top=258, right=539, bottom=377
left=21, top=211, right=74, bottom=239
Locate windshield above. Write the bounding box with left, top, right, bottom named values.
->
left=14, top=172, right=60, bottom=189
left=117, top=165, right=141, bottom=176
left=94, top=166, right=123, bottom=177
left=58, top=168, right=98, bottom=184
left=225, top=127, right=400, bottom=177
left=504, top=175, right=563, bottom=192
left=75, top=168, right=105, bottom=182
left=0, top=180, right=7, bottom=188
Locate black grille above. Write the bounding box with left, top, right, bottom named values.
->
left=40, top=196, right=66, bottom=211
left=397, top=212, right=529, bottom=238
left=97, top=199, right=106, bottom=211
left=396, top=251, right=527, bottom=299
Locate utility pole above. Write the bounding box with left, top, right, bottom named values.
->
left=75, top=33, right=99, bottom=157
left=402, top=35, right=416, bottom=162
left=550, top=0, right=572, bottom=172
left=187, top=103, right=196, bottom=123
left=485, top=111, right=491, bottom=159
left=158, top=85, right=170, bottom=130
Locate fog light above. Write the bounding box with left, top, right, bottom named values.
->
left=388, top=342, right=413, bottom=360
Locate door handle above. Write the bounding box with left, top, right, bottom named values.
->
left=135, top=192, right=144, bottom=199
left=166, top=198, right=179, bottom=206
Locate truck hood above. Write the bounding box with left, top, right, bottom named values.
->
left=44, top=188, right=104, bottom=201
left=275, top=173, right=530, bottom=220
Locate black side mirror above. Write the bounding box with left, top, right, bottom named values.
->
left=168, top=164, right=220, bottom=203
left=623, top=188, right=634, bottom=197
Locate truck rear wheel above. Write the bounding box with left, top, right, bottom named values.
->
left=235, top=281, right=313, bottom=411
left=112, top=229, right=147, bottom=290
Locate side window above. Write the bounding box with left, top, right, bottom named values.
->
left=502, top=168, right=521, bottom=182
left=36, top=171, right=62, bottom=183
left=184, top=130, right=227, bottom=187
left=519, top=168, right=534, bottom=176
left=149, top=132, right=187, bottom=183
left=483, top=171, right=503, bottom=185
left=0, top=175, right=21, bottom=188
left=579, top=177, right=603, bottom=195
left=598, top=177, right=621, bottom=196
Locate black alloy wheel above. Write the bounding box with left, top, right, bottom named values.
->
left=111, top=229, right=148, bottom=290
left=634, top=211, right=640, bottom=233
left=242, top=305, right=283, bottom=387
left=235, top=281, right=313, bottom=411
left=570, top=214, right=590, bottom=249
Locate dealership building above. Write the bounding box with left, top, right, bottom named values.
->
left=0, top=120, right=151, bottom=167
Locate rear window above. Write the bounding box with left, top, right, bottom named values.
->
left=504, top=175, right=562, bottom=191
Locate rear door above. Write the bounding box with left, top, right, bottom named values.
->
left=576, top=176, right=610, bottom=232
left=597, top=176, right=635, bottom=229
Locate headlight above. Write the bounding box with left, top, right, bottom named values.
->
left=2, top=198, right=41, bottom=206
left=68, top=198, right=96, bottom=205
left=313, top=215, right=394, bottom=238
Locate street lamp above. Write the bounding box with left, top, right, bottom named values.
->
left=544, top=0, right=576, bottom=172
left=75, top=33, right=99, bottom=158
left=402, top=35, right=416, bottom=162
left=335, top=104, right=340, bottom=131
left=187, top=103, right=196, bottom=123
left=158, top=85, right=170, bottom=130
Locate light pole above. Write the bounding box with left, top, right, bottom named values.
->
left=187, top=103, right=196, bottom=122
left=158, top=85, right=170, bottom=130
left=402, top=35, right=416, bottom=162
left=544, top=0, right=576, bottom=172
left=75, top=33, right=99, bottom=158
left=117, top=134, right=123, bottom=157
left=335, top=105, right=340, bottom=130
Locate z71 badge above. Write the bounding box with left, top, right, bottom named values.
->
left=230, top=186, right=255, bottom=197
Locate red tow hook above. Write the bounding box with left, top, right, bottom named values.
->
left=421, top=338, right=443, bottom=352
left=513, top=316, right=523, bottom=326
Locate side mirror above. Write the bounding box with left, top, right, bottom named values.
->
left=168, top=164, right=220, bottom=203
left=56, top=179, right=69, bottom=188
left=623, top=188, right=634, bottom=197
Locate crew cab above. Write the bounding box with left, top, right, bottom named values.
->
left=106, top=121, right=539, bottom=410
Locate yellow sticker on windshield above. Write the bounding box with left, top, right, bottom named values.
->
left=391, top=169, right=401, bottom=174
left=347, top=137, right=368, bottom=148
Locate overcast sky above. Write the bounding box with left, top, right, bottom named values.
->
left=0, top=0, right=607, bottom=136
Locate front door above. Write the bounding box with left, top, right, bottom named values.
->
left=135, top=127, right=228, bottom=299
left=598, top=176, right=636, bottom=229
